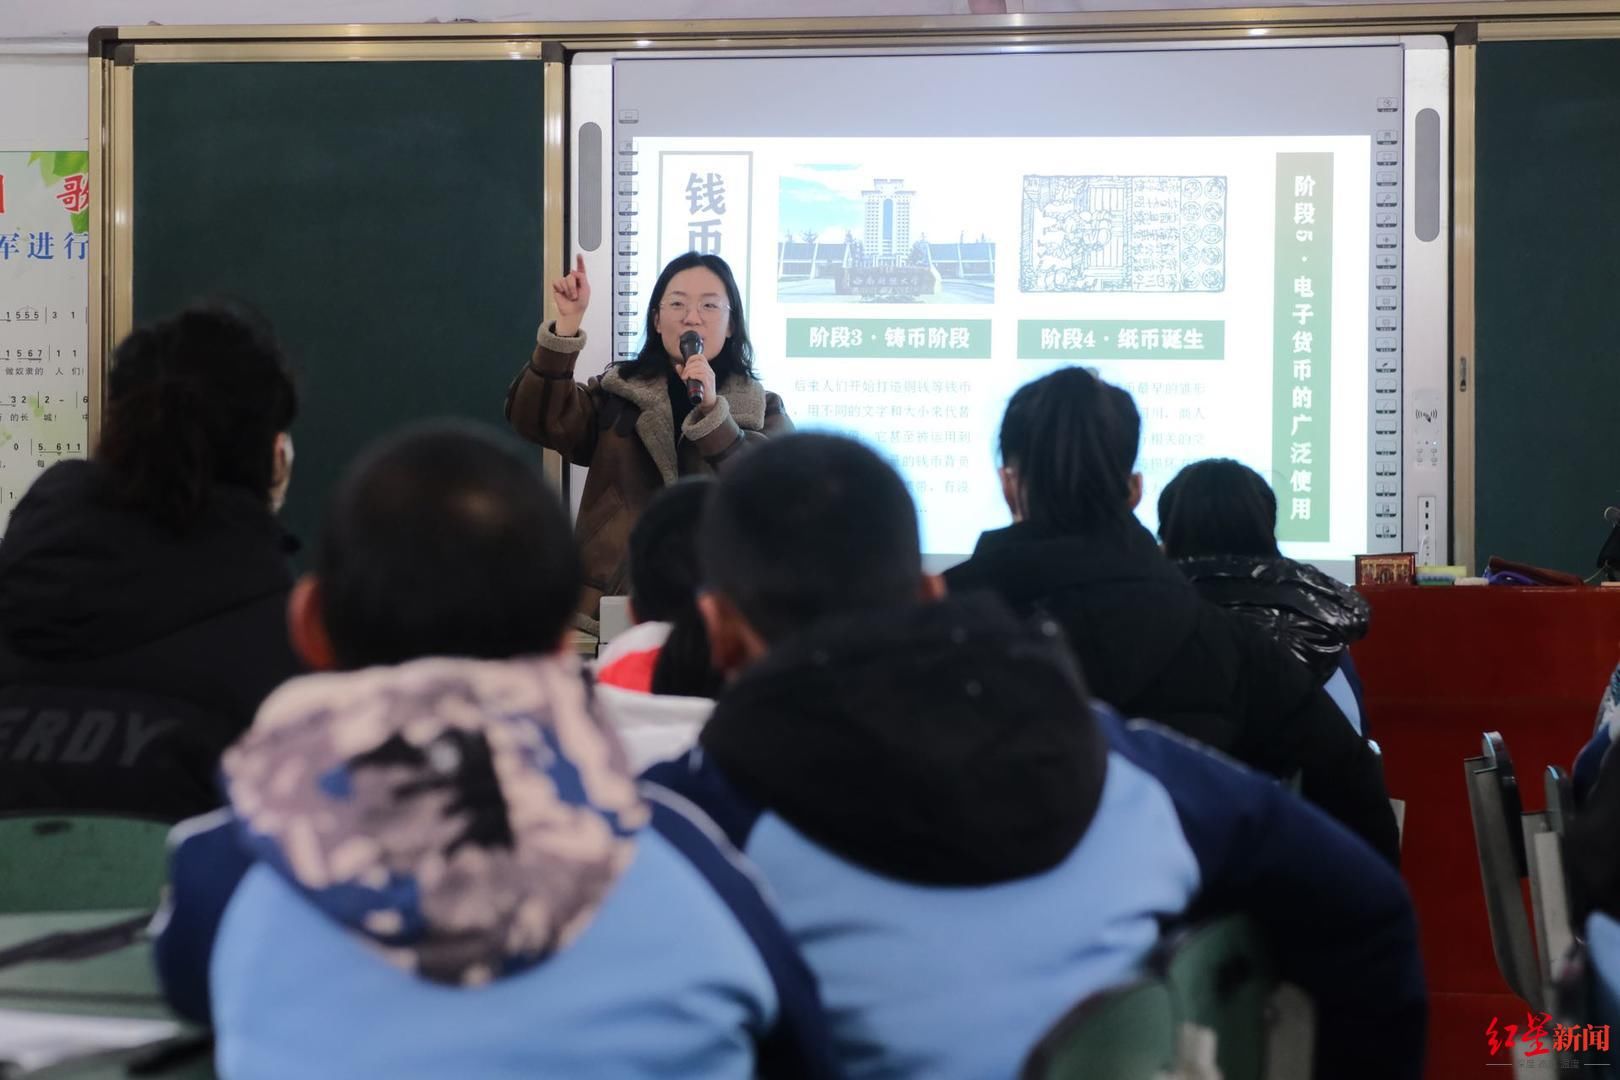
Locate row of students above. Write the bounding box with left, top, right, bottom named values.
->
left=0, top=294, right=1418, bottom=1075
left=155, top=420, right=1423, bottom=1080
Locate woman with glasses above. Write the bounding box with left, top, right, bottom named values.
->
left=506, top=252, right=791, bottom=633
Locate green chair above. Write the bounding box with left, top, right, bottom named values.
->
left=0, top=815, right=172, bottom=913
left=1158, top=915, right=1314, bottom=1080
left=1021, top=976, right=1176, bottom=1080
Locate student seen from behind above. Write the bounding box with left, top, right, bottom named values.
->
left=944, top=368, right=1399, bottom=862
left=594, top=477, right=723, bottom=771
left=648, top=432, right=1425, bottom=1080
left=153, top=422, right=836, bottom=1080
left=0, top=302, right=300, bottom=819
left=1157, top=457, right=1371, bottom=733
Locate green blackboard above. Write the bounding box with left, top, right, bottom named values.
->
left=1477, top=39, right=1620, bottom=575
left=131, top=59, right=543, bottom=561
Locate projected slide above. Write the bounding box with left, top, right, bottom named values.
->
left=625, top=135, right=1371, bottom=561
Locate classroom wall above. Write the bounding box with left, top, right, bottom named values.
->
left=0, top=0, right=1501, bottom=540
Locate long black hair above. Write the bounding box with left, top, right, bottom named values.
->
left=615, top=253, right=757, bottom=384
left=997, top=367, right=1141, bottom=536
left=627, top=478, right=723, bottom=698
left=1157, top=458, right=1282, bottom=561
left=97, top=301, right=297, bottom=533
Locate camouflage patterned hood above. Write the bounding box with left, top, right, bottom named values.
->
left=219, top=654, right=648, bottom=987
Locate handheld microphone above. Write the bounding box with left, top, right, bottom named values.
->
left=679, top=331, right=705, bottom=406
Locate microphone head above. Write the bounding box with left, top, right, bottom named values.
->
left=1607, top=506, right=1620, bottom=526
left=679, top=331, right=704, bottom=360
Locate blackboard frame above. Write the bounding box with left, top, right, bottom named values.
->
left=89, top=35, right=568, bottom=505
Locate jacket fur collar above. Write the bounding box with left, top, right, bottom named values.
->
left=599, top=366, right=765, bottom=484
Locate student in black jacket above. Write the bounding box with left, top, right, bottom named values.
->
left=0, top=303, right=302, bottom=819
left=945, top=368, right=1400, bottom=864
left=1157, top=457, right=1371, bottom=733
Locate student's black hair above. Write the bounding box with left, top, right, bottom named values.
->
left=626, top=478, right=723, bottom=697
left=997, top=367, right=1141, bottom=536
left=96, top=301, right=297, bottom=532
left=699, top=433, right=921, bottom=645
left=1157, top=457, right=1283, bottom=561
left=316, top=420, right=582, bottom=670
left=614, top=253, right=757, bottom=384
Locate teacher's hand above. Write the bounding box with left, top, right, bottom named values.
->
left=551, top=254, right=590, bottom=337
left=676, top=353, right=718, bottom=415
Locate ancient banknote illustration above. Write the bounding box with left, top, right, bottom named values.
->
left=1020, top=175, right=1227, bottom=293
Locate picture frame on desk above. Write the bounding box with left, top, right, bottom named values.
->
left=1356, top=552, right=1417, bottom=587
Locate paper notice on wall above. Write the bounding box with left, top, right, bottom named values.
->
left=0, top=151, right=90, bottom=535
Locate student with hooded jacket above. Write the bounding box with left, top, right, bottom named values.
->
left=647, top=433, right=1425, bottom=1080
left=944, top=369, right=1399, bottom=864
left=154, top=424, right=836, bottom=1080
left=0, top=304, right=300, bottom=820
left=1157, top=457, right=1371, bottom=732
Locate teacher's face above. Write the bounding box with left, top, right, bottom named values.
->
left=652, top=266, right=733, bottom=367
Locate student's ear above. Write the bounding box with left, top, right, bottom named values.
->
left=269, top=432, right=295, bottom=514
left=999, top=466, right=1023, bottom=522
left=1127, top=472, right=1144, bottom=512
left=287, top=575, right=339, bottom=671
left=920, top=573, right=947, bottom=602
left=698, top=591, right=768, bottom=677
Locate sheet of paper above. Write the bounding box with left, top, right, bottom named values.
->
left=0, top=1007, right=178, bottom=1073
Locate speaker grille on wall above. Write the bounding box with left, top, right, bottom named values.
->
left=578, top=121, right=603, bottom=251
left=1414, top=108, right=1441, bottom=242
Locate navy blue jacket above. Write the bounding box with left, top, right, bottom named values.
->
left=648, top=595, right=1425, bottom=1080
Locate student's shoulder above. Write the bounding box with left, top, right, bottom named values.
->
left=641, top=748, right=764, bottom=850
left=636, top=779, right=839, bottom=1079
left=1093, top=704, right=1302, bottom=855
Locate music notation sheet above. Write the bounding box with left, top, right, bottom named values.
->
left=0, top=151, right=90, bottom=535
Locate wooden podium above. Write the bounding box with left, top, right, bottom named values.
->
left=1352, top=585, right=1620, bottom=1079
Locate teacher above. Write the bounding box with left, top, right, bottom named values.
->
left=505, top=252, right=792, bottom=633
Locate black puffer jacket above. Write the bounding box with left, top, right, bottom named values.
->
left=1173, top=555, right=1370, bottom=684
left=946, top=520, right=1399, bottom=864
left=0, top=460, right=303, bottom=819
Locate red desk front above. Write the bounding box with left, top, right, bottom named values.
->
left=1352, top=586, right=1620, bottom=1079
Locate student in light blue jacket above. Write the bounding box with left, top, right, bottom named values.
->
left=153, top=422, right=838, bottom=1080
left=648, top=432, right=1426, bottom=1080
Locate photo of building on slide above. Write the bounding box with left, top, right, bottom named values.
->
left=777, top=165, right=996, bottom=304
left=1020, top=175, right=1228, bottom=293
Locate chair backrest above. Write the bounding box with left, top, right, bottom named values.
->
left=0, top=815, right=171, bottom=913
left=1524, top=766, right=1579, bottom=994
left=1465, top=730, right=1543, bottom=1007
left=1545, top=766, right=1576, bottom=838
left=1021, top=976, right=1176, bottom=1080
left=1484, top=732, right=1529, bottom=874
left=1156, top=915, right=1313, bottom=1080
